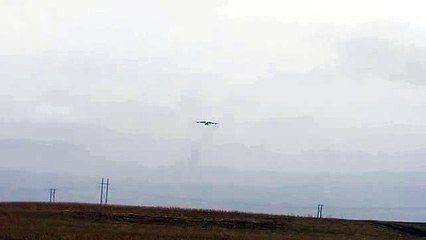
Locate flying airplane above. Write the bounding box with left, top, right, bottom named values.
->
left=196, top=121, right=219, bottom=126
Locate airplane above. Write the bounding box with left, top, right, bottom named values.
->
left=196, top=121, right=219, bottom=126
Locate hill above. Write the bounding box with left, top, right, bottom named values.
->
left=0, top=202, right=424, bottom=239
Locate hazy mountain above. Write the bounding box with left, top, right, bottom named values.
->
left=0, top=135, right=424, bottom=221
left=0, top=122, right=425, bottom=172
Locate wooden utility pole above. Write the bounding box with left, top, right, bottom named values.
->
left=99, top=178, right=111, bottom=205
left=105, top=178, right=110, bottom=205
left=99, top=178, right=104, bottom=204
left=49, top=188, right=57, bottom=203
left=317, top=204, right=324, bottom=218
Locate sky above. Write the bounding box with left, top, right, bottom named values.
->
left=1, top=0, right=426, bottom=168
left=1, top=0, right=426, bottom=221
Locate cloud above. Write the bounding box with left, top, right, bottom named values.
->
left=222, top=0, right=426, bottom=25
left=339, top=36, right=426, bottom=85
left=1, top=1, right=426, bottom=160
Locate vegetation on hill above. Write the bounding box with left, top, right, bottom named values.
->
left=0, top=202, right=424, bottom=239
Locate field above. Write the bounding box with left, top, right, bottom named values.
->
left=0, top=202, right=425, bottom=239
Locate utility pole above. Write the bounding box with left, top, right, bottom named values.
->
left=49, top=188, right=57, bottom=203
left=99, top=178, right=104, bottom=205
left=317, top=204, right=319, bottom=218
left=105, top=178, right=110, bottom=205
left=99, top=178, right=111, bottom=205
left=317, top=204, right=324, bottom=218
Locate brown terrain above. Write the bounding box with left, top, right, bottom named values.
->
left=0, top=202, right=425, bottom=239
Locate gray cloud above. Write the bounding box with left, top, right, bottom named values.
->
left=339, top=36, right=426, bottom=84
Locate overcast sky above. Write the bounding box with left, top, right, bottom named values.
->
left=1, top=0, right=426, bottom=170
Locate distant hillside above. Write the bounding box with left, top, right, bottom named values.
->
left=0, top=202, right=424, bottom=240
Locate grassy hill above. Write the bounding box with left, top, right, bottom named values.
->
left=0, top=202, right=424, bottom=239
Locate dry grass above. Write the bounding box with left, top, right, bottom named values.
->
left=0, top=202, right=423, bottom=239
